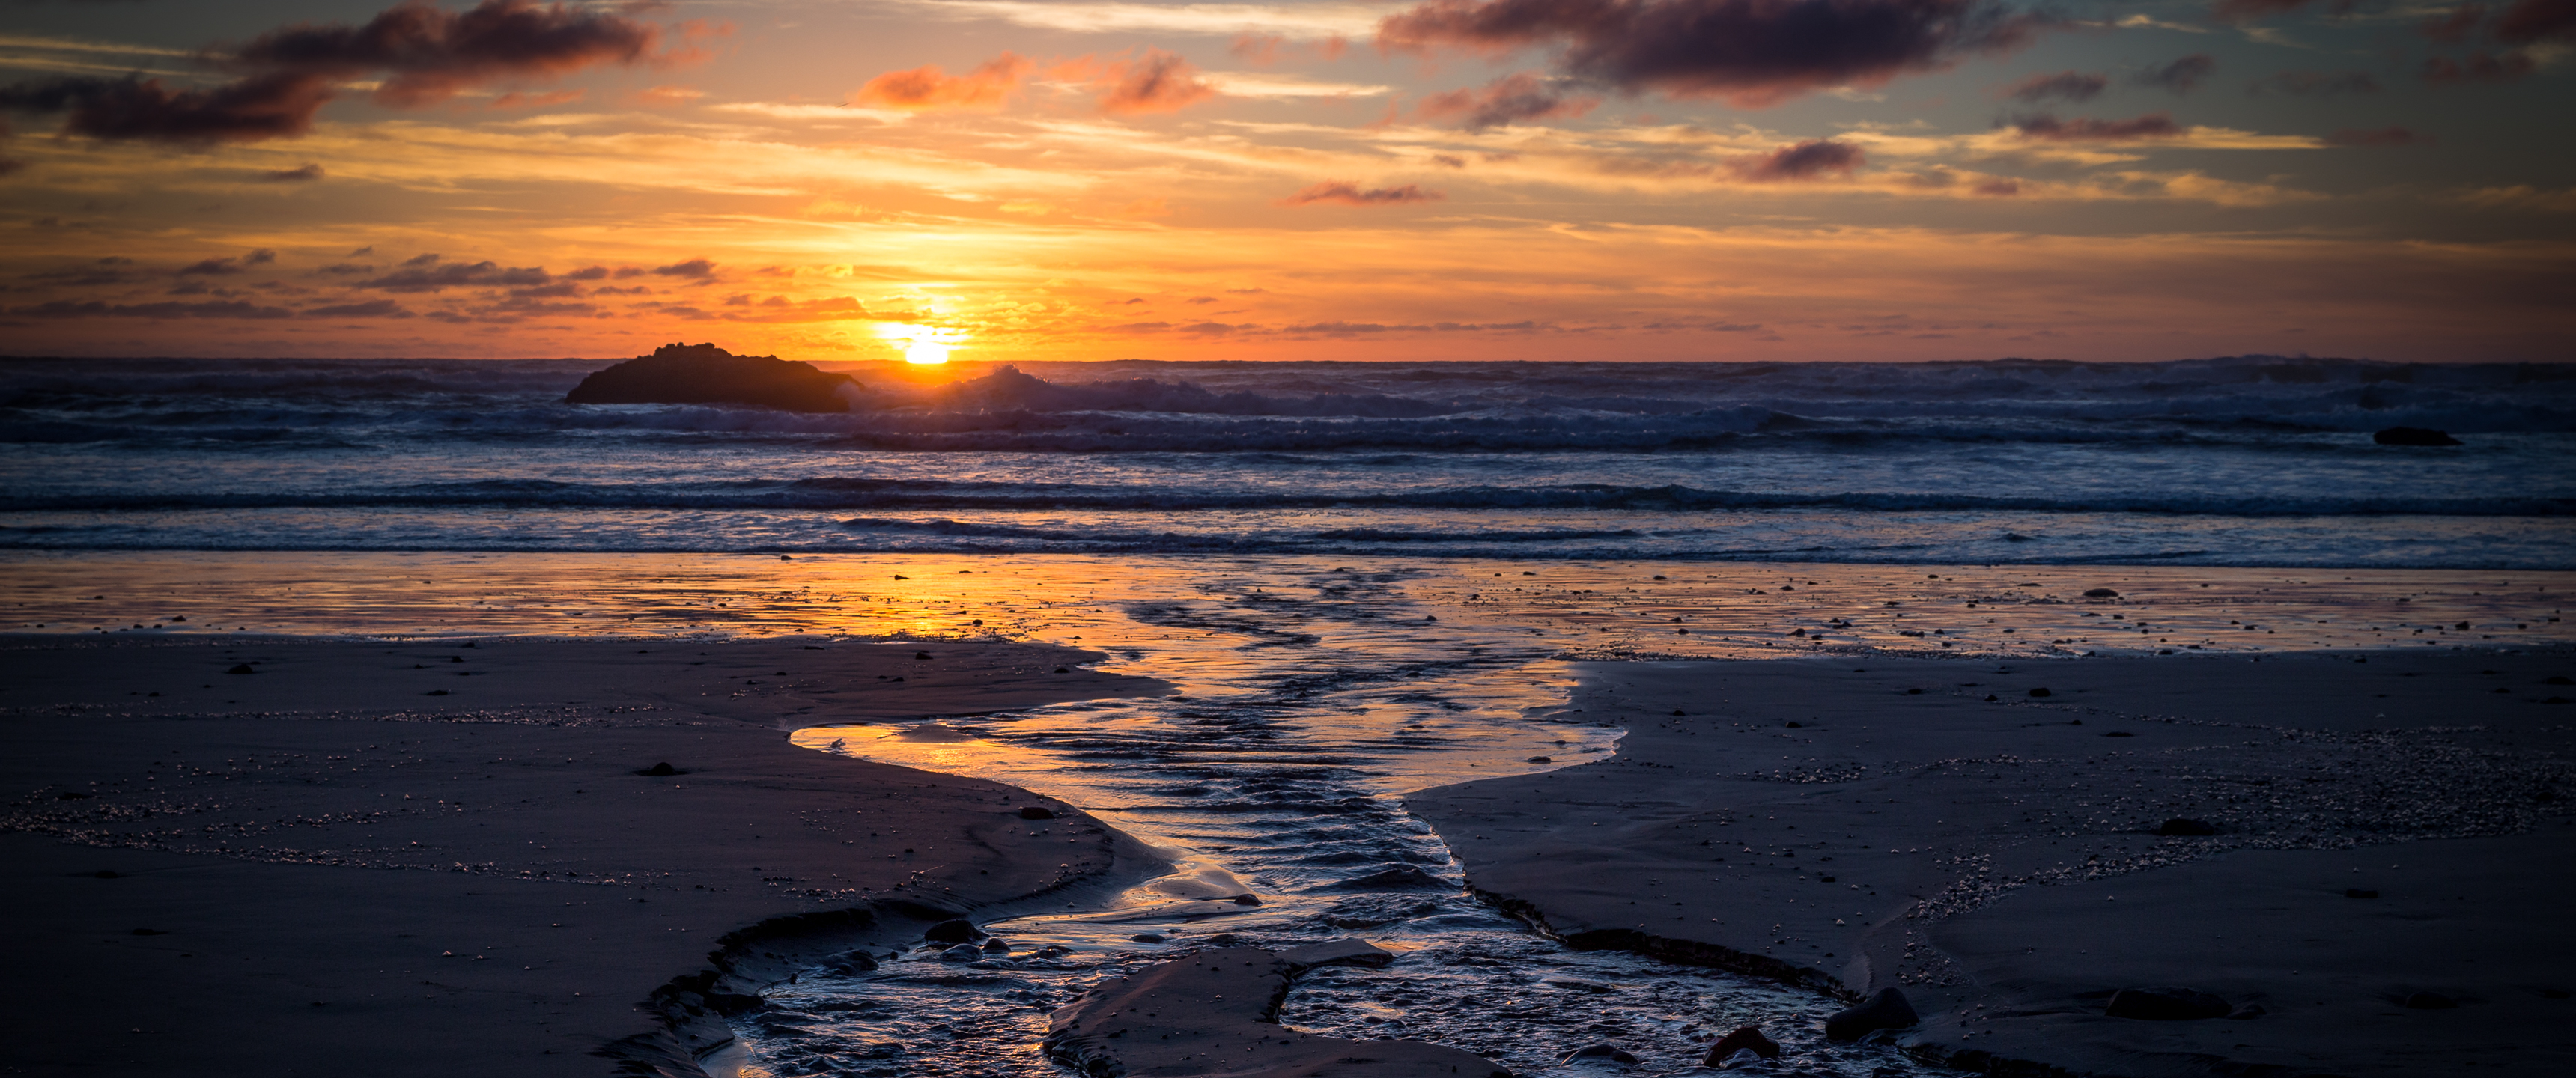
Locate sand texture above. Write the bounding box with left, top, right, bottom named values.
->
left=1408, top=649, right=2576, bottom=1077
left=1047, top=940, right=1509, bottom=1077
left=1, top=634, right=1171, bottom=1077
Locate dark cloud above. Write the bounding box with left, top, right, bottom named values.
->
left=508, top=282, right=583, bottom=299
left=2421, top=51, right=2533, bottom=82
left=401, top=252, right=440, bottom=267
left=349, top=246, right=374, bottom=255
left=318, top=262, right=377, bottom=275
left=2494, top=0, right=2576, bottom=43
left=561, top=265, right=610, bottom=280
left=1732, top=138, right=1865, bottom=181
left=0, top=1, right=670, bottom=144
left=2136, top=54, right=2215, bottom=94
left=2001, top=70, right=2105, bottom=103
left=2250, top=70, right=2378, bottom=95
left=2419, top=2, right=2488, bottom=41
left=259, top=163, right=324, bottom=182
left=1416, top=72, right=1599, bottom=129
left=245, top=248, right=276, bottom=264
left=1376, top=0, right=2050, bottom=107
left=2326, top=125, right=2430, bottom=146
left=1278, top=181, right=1445, bottom=206
left=305, top=299, right=413, bottom=318
left=651, top=258, right=715, bottom=278
left=2009, top=112, right=2185, bottom=141
left=357, top=260, right=549, bottom=292
left=178, top=256, right=246, bottom=275
left=1093, top=50, right=1220, bottom=116
left=2211, top=0, right=2354, bottom=22
left=5, top=299, right=293, bottom=319
left=1973, top=177, right=2020, bottom=195
left=0, top=157, right=25, bottom=177
left=1430, top=153, right=1469, bottom=168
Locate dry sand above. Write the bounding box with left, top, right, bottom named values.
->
left=1408, top=648, right=2576, bottom=1077
left=1, top=633, right=1171, bottom=1077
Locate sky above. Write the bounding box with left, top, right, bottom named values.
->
left=0, top=0, right=2569, bottom=363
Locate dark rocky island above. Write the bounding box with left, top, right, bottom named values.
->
left=2372, top=426, right=2463, bottom=446
left=564, top=342, right=860, bottom=412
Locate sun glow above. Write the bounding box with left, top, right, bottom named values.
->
left=884, top=325, right=965, bottom=365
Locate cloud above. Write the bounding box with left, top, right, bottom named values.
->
left=258, top=162, right=325, bottom=182
left=561, top=265, right=610, bottom=280
left=4, top=299, right=294, bottom=319
left=1973, top=177, right=2020, bottom=195
left=1376, top=0, right=2050, bottom=107
left=0, top=1, right=674, bottom=144
left=2250, top=70, right=2377, bottom=94
left=2494, top=0, right=2576, bottom=43
left=651, top=258, right=715, bottom=278
left=2326, top=125, right=2429, bottom=146
left=1063, top=49, right=1219, bottom=115
left=489, top=88, right=584, bottom=110
left=1731, top=138, right=1865, bottom=181
left=304, top=299, right=414, bottom=318
left=318, top=263, right=375, bottom=275
left=851, top=52, right=1033, bottom=111
left=2418, top=3, right=2487, bottom=42
left=2210, top=0, right=2346, bottom=22
left=631, top=84, right=705, bottom=107
left=1999, top=70, right=2102, bottom=104
left=2136, top=54, right=2214, bottom=94
left=2002, top=70, right=2106, bottom=103
left=178, top=256, right=246, bottom=275
left=1417, top=72, right=1598, bottom=129
left=2010, top=112, right=2186, bottom=141
left=245, top=248, right=276, bottom=264
left=2421, top=51, right=2534, bottom=82
left=902, top=1, right=1385, bottom=38
left=358, top=260, right=550, bottom=292
left=1279, top=180, right=1445, bottom=205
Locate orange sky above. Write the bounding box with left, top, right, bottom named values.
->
left=2, top=0, right=2570, bottom=362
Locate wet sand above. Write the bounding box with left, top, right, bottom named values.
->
left=1409, top=648, right=2576, bottom=1077
left=1, top=633, right=1171, bottom=1078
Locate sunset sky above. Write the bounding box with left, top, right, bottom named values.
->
left=1, top=0, right=2569, bottom=362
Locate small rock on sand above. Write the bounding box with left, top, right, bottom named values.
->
left=938, top=943, right=984, bottom=962
left=638, top=762, right=681, bottom=777
left=225, top=664, right=255, bottom=674
left=1824, top=987, right=1917, bottom=1041
left=1561, top=1043, right=1638, bottom=1065
left=923, top=919, right=985, bottom=943
left=2402, top=992, right=2458, bottom=1009
left=2346, top=888, right=2380, bottom=898
left=2105, top=987, right=2232, bottom=1020
left=2084, top=588, right=2119, bottom=597
left=1527, top=755, right=1553, bottom=763
left=1017, top=806, right=1057, bottom=820
left=1701, top=1026, right=1781, bottom=1065
left=2028, top=687, right=2053, bottom=698
left=2156, top=817, right=2219, bottom=836
left=820, top=950, right=878, bottom=975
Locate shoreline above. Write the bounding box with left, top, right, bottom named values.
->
left=2, top=633, right=1175, bottom=1078
left=1407, top=645, right=2576, bottom=1077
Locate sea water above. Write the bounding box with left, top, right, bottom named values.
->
left=5, top=356, right=2572, bottom=1076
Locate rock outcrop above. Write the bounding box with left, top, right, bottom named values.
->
left=2372, top=426, right=2463, bottom=446
left=564, top=343, right=859, bottom=412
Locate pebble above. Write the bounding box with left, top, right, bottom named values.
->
left=923, top=919, right=985, bottom=944
left=1701, top=1026, right=1781, bottom=1066
left=2104, top=987, right=2232, bottom=1020
left=2154, top=817, right=2218, bottom=836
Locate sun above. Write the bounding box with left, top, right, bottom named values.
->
left=883, top=325, right=961, bottom=365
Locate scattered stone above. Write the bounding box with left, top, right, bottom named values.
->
left=1561, top=1043, right=1638, bottom=1065
left=1018, top=806, right=1057, bottom=820
left=2028, top=687, right=2053, bottom=698
left=2156, top=817, right=2219, bottom=836
left=2229, top=1003, right=2267, bottom=1020
left=1825, top=987, right=1918, bottom=1040
left=2083, top=588, right=2120, bottom=597
left=982, top=938, right=1011, bottom=952
left=1130, top=933, right=1165, bottom=943
left=225, top=664, right=255, bottom=675
left=914, top=651, right=932, bottom=660
left=2546, top=676, right=2573, bottom=686
left=923, top=919, right=985, bottom=944
left=1701, top=1026, right=1781, bottom=1066
left=1278, top=939, right=1395, bottom=969
left=425, top=689, right=449, bottom=697
left=2401, top=992, right=2457, bottom=1010
left=1785, top=721, right=1802, bottom=728
left=1054, top=666, right=1071, bottom=673
left=2346, top=888, right=2380, bottom=899
left=819, top=949, right=878, bottom=975
left=2372, top=427, right=2462, bottom=447
left=637, top=762, right=682, bottom=777
left=2104, top=731, right=2134, bottom=737
left=1526, top=755, right=1554, bottom=763
left=2105, top=987, right=2232, bottom=1020
left=938, top=943, right=984, bottom=962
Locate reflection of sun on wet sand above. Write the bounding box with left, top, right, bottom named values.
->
left=1408, top=648, right=2576, bottom=1077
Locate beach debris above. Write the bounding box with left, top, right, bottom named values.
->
left=225, top=664, right=256, bottom=674
left=2155, top=817, right=2218, bottom=836
left=1701, top=1026, right=1781, bottom=1066
left=923, top=919, right=985, bottom=944
left=1018, top=805, right=1057, bottom=820
left=2084, top=588, right=2120, bottom=598
left=637, top=762, right=683, bottom=777
left=1561, top=1042, right=1638, bottom=1065
left=2105, top=987, right=2232, bottom=1020
left=2372, top=426, right=2462, bottom=446
left=2401, top=992, right=2458, bottom=1009
left=1823, top=987, right=1918, bottom=1040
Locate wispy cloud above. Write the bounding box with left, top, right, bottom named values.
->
left=899, top=1, right=1388, bottom=37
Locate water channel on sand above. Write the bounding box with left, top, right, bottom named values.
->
left=9, top=552, right=2563, bottom=1075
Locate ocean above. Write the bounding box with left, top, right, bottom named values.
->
left=3, top=354, right=2570, bottom=567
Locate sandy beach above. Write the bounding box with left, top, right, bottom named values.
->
left=1408, top=648, right=2576, bottom=1077
left=1, top=633, right=1172, bottom=1077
